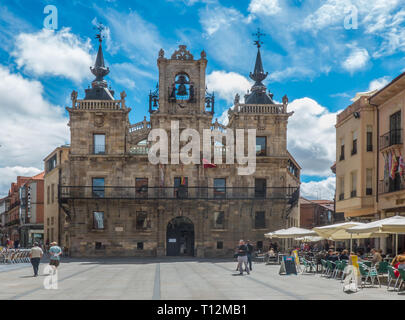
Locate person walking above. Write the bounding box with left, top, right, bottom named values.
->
left=246, top=240, right=254, bottom=271
left=49, top=241, right=62, bottom=269
left=236, top=240, right=249, bottom=275
left=29, top=242, right=43, bottom=277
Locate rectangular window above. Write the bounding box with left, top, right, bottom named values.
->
left=47, top=186, right=50, bottom=205
left=47, top=218, right=50, bottom=226
left=46, top=155, right=57, bottom=173
left=92, top=178, right=105, bottom=198
left=51, top=217, right=54, bottom=225
left=339, top=177, right=344, bottom=200
left=255, top=179, right=266, bottom=198
left=213, top=178, right=226, bottom=199
left=351, top=172, right=357, bottom=197
left=340, top=139, right=345, bottom=161
left=366, top=126, right=373, bottom=152
left=256, top=137, right=266, bottom=156
left=217, top=241, right=223, bottom=249
left=136, top=212, right=148, bottom=230
left=93, top=134, right=106, bottom=154
left=214, top=211, right=225, bottom=229
left=366, top=168, right=373, bottom=195
left=135, top=178, right=148, bottom=198
left=174, top=177, right=188, bottom=198
left=255, top=211, right=266, bottom=229
left=50, top=228, right=54, bottom=242
left=93, top=211, right=104, bottom=229
left=51, top=184, right=55, bottom=204
left=95, top=242, right=103, bottom=250
left=137, top=242, right=144, bottom=250
left=351, top=131, right=357, bottom=155
left=257, top=241, right=263, bottom=251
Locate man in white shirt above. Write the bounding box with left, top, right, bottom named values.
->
left=29, top=242, right=43, bottom=277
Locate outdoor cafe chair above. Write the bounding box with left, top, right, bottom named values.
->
left=300, top=258, right=315, bottom=274
left=387, top=266, right=400, bottom=291
left=326, top=261, right=336, bottom=278
left=377, top=261, right=389, bottom=275
left=320, top=259, right=329, bottom=276
left=358, top=263, right=381, bottom=288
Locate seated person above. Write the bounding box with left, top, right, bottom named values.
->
left=339, top=249, right=349, bottom=260
left=370, top=248, right=382, bottom=265
left=268, top=247, right=276, bottom=257
left=398, top=256, right=405, bottom=270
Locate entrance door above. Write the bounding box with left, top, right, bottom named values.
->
left=166, top=217, right=194, bottom=256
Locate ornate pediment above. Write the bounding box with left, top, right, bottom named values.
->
left=171, top=45, right=194, bottom=60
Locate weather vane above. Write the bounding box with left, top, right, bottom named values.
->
left=253, top=28, right=265, bottom=48
left=94, top=22, right=106, bottom=43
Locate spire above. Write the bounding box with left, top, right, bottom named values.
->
left=84, top=23, right=114, bottom=100
left=249, top=28, right=268, bottom=88
left=244, top=28, right=274, bottom=105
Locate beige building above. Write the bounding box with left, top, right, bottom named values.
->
left=43, top=145, right=70, bottom=247
left=58, top=37, right=300, bottom=257
left=370, top=72, right=405, bottom=253
left=335, top=92, right=378, bottom=221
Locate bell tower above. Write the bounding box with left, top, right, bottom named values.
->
left=149, top=45, right=214, bottom=133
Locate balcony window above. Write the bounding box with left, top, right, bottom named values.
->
left=256, top=137, right=266, bottom=156
left=255, top=179, right=266, bottom=198
left=366, top=126, right=373, bottom=152
left=351, top=131, right=357, bottom=156
left=366, top=169, right=372, bottom=196
left=174, top=177, right=188, bottom=198
left=92, top=178, right=105, bottom=198
left=93, top=134, right=106, bottom=154
left=46, top=155, right=57, bottom=173
left=340, top=139, right=345, bottom=161
left=93, top=212, right=104, bottom=229
left=254, top=211, right=266, bottom=229
left=135, top=178, right=148, bottom=198
left=136, top=212, right=148, bottom=230
left=213, top=178, right=226, bottom=199
left=339, top=193, right=344, bottom=201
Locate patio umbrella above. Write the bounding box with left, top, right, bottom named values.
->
left=294, top=236, right=324, bottom=242
left=313, top=222, right=384, bottom=252
left=264, top=227, right=316, bottom=239
left=347, top=216, right=405, bottom=255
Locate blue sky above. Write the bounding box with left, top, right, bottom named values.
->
left=1, top=0, right=405, bottom=199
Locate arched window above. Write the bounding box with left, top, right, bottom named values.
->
left=174, top=73, right=190, bottom=100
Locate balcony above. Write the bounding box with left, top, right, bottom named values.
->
left=59, top=186, right=298, bottom=201
left=350, top=190, right=357, bottom=198
left=379, top=129, right=402, bottom=150
left=338, top=193, right=344, bottom=201
left=379, top=179, right=405, bottom=195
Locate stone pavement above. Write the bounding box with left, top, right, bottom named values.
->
left=0, top=257, right=404, bottom=300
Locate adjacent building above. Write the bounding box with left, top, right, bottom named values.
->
left=58, top=36, right=301, bottom=257
left=43, top=145, right=70, bottom=247
left=300, top=197, right=335, bottom=229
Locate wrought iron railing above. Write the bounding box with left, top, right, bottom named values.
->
left=379, top=129, right=402, bottom=150
left=379, top=179, right=405, bottom=194
left=59, top=186, right=298, bottom=200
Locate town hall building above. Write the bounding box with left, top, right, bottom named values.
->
left=58, top=32, right=301, bottom=257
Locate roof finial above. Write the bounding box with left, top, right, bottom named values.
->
left=253, top=28, right=265, bottom=49
left=94, top=22, right=106, bottom=44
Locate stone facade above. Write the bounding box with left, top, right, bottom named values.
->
left=60, top=41, right=301, bottom=257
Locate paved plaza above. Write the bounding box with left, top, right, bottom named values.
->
left=0, top=258, right=404, bottom=300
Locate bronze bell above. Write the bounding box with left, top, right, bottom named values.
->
left=153, top=98, right=158, bottom=107
left=206, top=99, right=211, bottom=109
left=177, top=84, right=188, bottom=96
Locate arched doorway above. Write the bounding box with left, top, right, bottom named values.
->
left=166, top=216, right=194, bottom=256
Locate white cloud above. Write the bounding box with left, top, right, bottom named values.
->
left=342, top=47, right=370, bottom=72
left=206, top=71, right=252, bottom=103
left=248, top=0, right=281, bottom=16
left=12, top=28, right=93, bottom=82
left=368, top=76, right=391, bottom=91
left=110, top=62, right=156, bottom=89
left=0, top=66, right=69, bottom=196
left=301, top=177, right=336, bottom=200
left=0, top=166, right=42, bottom=198
left=287, top=98, right=339, bottom=177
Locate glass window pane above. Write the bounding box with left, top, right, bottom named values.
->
left=93, top=212, right=104, bottom=229
left=92, top=178, right=105, bottom=198
left=214, top=178, right=226, bottom=198
left=94, top=134, right=105, bottom=154
left=256, top=137, right=266, bottom=156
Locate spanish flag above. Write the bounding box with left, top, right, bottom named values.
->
left=202, top=158, right=216, bottom=168
left=181, top=176, right=186, bottom=185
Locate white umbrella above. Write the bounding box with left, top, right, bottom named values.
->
left=294, top=236, right=324, bottom=242
left=347, top=216, right=405, bottom=255
left=313, top=222, right=386, bottom=252
left=265, top=227, right=316, bottom=239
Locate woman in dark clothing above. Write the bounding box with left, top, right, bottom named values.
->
left=339, top=249, right=349, bottom=260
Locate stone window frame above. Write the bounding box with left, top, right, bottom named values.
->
left=213, top=211, right=226, bottom=230
left=92, top=211, right=105, bottom=230
left=216, top=241, right=224, bottom=250
left=93, top=132, right=106, bottom=155
left=254, top=211, right=266, bottom=230
left=135, top=211, right=150, bottom=231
